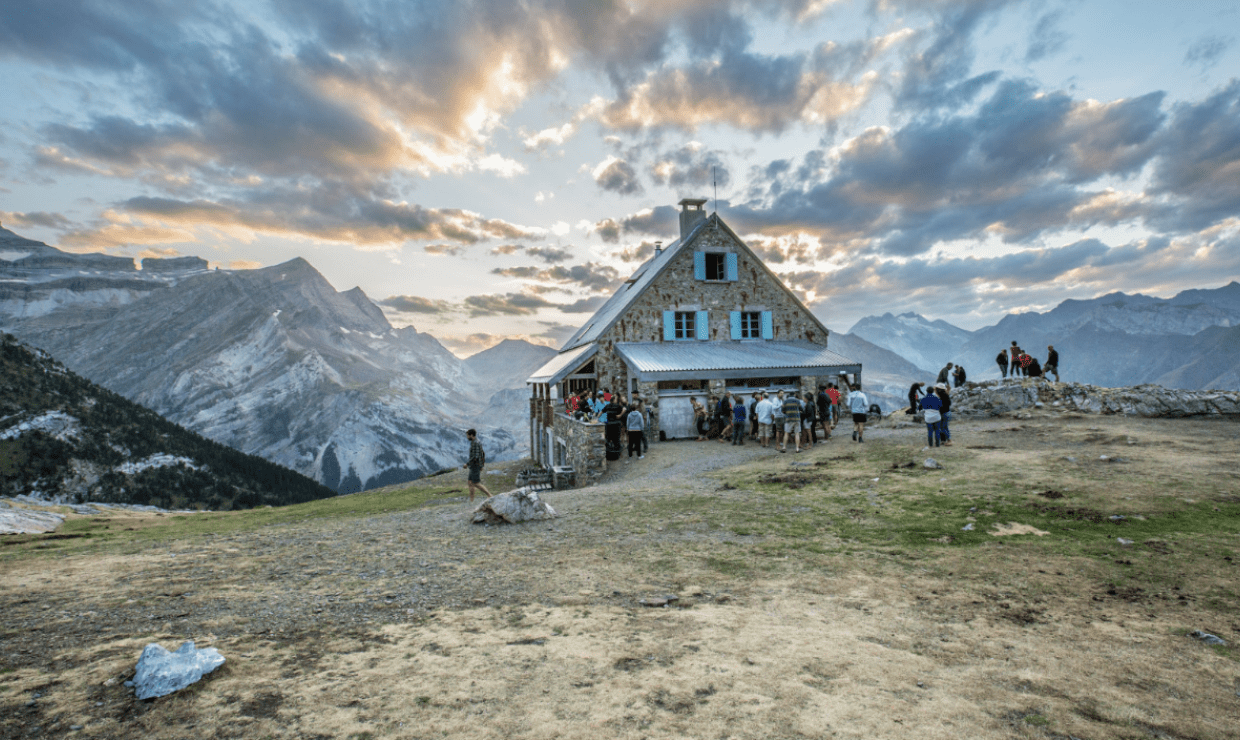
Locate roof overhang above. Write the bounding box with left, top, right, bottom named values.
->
left=614, top=341, right=861, bottom=382
left=526, top=343, right=598, bottom=385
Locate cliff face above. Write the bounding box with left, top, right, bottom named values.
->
left=947, top=378, right=1240, bottom=419
left=0, top=230, right=526, bottom=492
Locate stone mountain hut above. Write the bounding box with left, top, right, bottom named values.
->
left=527, top=198, right=862, bottom=483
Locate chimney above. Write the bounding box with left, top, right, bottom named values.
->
left=654, top=240, right=663, bottom=256
left=678, top=197, right=708, bottom=241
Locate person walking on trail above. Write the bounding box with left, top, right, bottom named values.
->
left=848, top=384, right=870, bottom=443
left=780, top=392, right=802, bottom=453
left=934, top=384, right=953, bottom=446
left=827, top=383, right=841, bottom=427
left=755, top=392, right=774, bottom=448
left=626, top=402, right=645, bottom=459
left=463, top=429, right=492, bottom=502
left=731, top=395, right=747, bottom=445
left=996, top=349, right=1010, bottom=378
left=906, top=381, right=926, bottom=415
left=1045, top=345, right=1060, bottom=382
left=772, top=391, right=786, bottom=448
left=952, top=365, right=967, bottom=388
left=936, top=362, right=954, bottom=387
left=920, top=388, right=944, bottom=448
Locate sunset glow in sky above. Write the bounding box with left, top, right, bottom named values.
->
left=2, top=0, right=1238, bottom=355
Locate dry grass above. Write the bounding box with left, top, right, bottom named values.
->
left=2, top=413, right=1239, bottom=739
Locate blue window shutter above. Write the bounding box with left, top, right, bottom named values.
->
left=663, top=310, right=675, bottom=341
left=696, top=310, right=709, bottom=340
left=725, top=252, right=738, bottom=281
left=761, top=311, right=773, bottom=339
left=730, top=311, right=741, bottom=340
left=693, top=251, right=706, bottom=280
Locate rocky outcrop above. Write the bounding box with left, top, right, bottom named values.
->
left=472, top=488, right=558, bottom=524
left=950, top=379, right=1240, bottom=418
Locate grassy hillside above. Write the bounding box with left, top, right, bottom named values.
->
left=0, top=332, right=335, bottom=510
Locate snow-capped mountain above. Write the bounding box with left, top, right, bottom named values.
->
left=0, top=227, right=523, bottom=492
left=847, top=312, right=974, bottom=374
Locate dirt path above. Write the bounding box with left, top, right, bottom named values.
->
left=2, top=414, right=1239, bottom=739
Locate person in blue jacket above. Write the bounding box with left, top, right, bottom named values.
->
left=731, top=394, right=747, bottom=445
left=921, top=387, right=944, bottom=448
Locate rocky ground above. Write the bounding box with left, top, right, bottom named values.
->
left=1, top=412, right=1239, bottom=739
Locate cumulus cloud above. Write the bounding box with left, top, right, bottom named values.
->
left=489, top=244, right=523, bottom=255
left=525, top=246, right=574, bottom=263
left=379, top=295, right=454, bottom=314
left=423, top=243, right=464, bottom=256
left=464, top=292, right=557, bottom=317
left=649, top=143, right=730, bottom=188
left=590, top=218, right=621, bottom=243
left=493, top=262, right=622, bottom=292
left=78, top=188, right=544, bottom=248
left=592, top=156, right=644, bottom=195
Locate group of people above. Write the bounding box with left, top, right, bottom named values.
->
left=996, top=342, right=1060, bottom=382
left=563, top=388, right=654, bottom=461
left=688, top=382, right=873, bottom=452
left=906, top=383, right=955, bottom=448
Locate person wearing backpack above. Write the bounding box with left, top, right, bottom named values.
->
left=462, top=429, right=492, bottom=502
left=920, top=390, right=944, bottom=448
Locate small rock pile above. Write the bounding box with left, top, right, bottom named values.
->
left=949, top=379, right=1240, bottom=419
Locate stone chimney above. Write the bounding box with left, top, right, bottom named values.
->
left=678, top=198, right=708, bottom=241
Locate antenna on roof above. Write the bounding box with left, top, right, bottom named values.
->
left=712, top=166, right=719, bottom=230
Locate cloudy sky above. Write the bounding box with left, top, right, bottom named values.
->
left=2, top=0, right=1238, bottom=355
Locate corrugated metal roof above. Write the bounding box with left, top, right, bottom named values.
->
left=559, top=217, right=713, bottom=351
left=526, top=343, right=597, bottom=384
left=615, top=341, right=859, bottom=375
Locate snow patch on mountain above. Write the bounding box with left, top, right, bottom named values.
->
left=1, top=411, right=81, bottom=441
left=116, top=454, right=202, bottom=475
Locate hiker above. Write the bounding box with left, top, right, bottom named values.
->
left=691, top=396, right=707, bottom=440
left=755, top=392, right=773, bottom=448
left=934, top=384, right=953, bottom=446
left=816, top=385, right=830, bottom=433
left=601, top=395, right=623, bottom=461
left=780, top=391, right=802, bottom=453
left=462, top=429, right=492, bottom=502
left=731, top=394, right=747, bottom=445
left=936, top=362, right=954, bottom=386
left=1045, top=345, right=1060, bottom=382
left=1026, top=353, right=1044, bottom=379
left=1009, top=342, right=1021, bottom=372
left=906, top=381, right=925, bottom=414
left=772, top=391, right=786, bottom=447
left=920, top=388, right=944, bottom=448
left=803, top=391, right=819, bottom=447
left=952, top=365, right=966, bottom=388
left=848, top=384, right=869, bottom=443
left=589, top=391, right=605, bottom=418
left=626, top=401, right=645, bottom=459
left=827, top=383, right=841, bottom=427
left=750, top=394, right=761, bottom=439
left=996, top=349, right=1009, bottom=378
left=717, top=394, right=733, bottom=443
left=637, top=398, right=650, bottom=454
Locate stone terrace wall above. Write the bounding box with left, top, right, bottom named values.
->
left=950, top=379, right=1240, bottom=418
left=551, top=413, right=606, bottom=486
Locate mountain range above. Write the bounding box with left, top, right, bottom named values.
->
left=0, top=226, right=552, bottom=493
left=844, top=282, right=1240, bottom=392
left=0, top=332, right=334, bottom=509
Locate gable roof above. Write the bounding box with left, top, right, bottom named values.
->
left=559, top=213, right=830, bottom=352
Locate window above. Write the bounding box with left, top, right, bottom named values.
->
left=740, top=311, right=761, bottom=339
left=705, top=252, right=726, bottom=280
left=674, top=311, right=695, bottom=339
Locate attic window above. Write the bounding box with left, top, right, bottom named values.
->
left=705, top=253, right=726, bottom=280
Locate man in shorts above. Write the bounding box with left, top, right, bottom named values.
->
left=1045, top=345, right=1060, bottom=383
left=462, top=429, right=491, bottom=502
left=780, top=391, right=802, bottom=453
left=755, top=392, right=773, bottom=447
left=848, top=384, right=869, bottom=443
